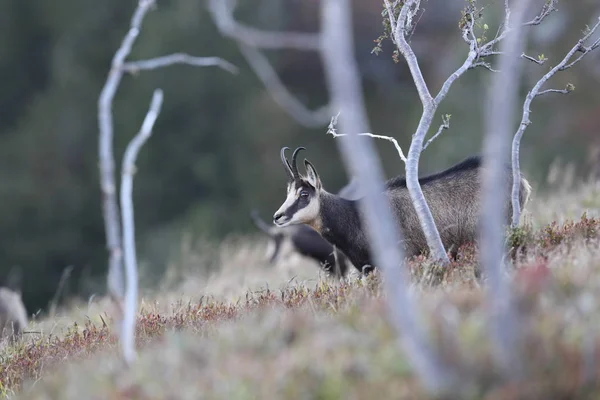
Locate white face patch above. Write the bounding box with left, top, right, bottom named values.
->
left=273, top=181, right=321, bottom=228
left=293, top=194, right=320, bottom=224
left=273, top=190, right=300, bottom=227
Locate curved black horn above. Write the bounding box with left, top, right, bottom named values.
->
left=280, top=147, right=294, bottom=180
left=291, top=147, right=305, bottom=178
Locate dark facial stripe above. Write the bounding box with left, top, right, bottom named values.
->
left=283, top=196, right=305, bottom=220
left=284, top=183, right=316, bottom=219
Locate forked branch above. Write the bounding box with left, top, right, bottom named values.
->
left=238, top=43, right=331, bottom=127
left=123, top=54, right=238, bottom=74
left=207, top=0, right=331, bottom=128
left=327, top=113, right=407, bottom=162
left=511, top=16, right=600, bottom=227
left=521, top=53, right=547, bottom=65
left=207, top=0, right=320, bottom=51
left=376, top=0, right=561, bottom=264
left=329, top=110, right=451, bottom=161
left=423, top=114, right=451, bottom=151
left=382, top=0, right=475, bottom=264
left=99, top=0, right=236, bottom=365
left=99, top=0, right=158, bottom=308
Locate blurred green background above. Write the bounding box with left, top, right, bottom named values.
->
left=1, top=0, right=599, bottom=313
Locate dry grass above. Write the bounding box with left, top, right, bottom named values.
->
left=526, top=164, right=600, bottom=226
left=2, top=179, right=600, bottom=399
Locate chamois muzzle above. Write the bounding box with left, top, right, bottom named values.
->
left=273, top=211, right=289, bottom=226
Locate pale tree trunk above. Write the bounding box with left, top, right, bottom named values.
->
left=383, top=0, right=479, bottom=265
left=320, top=0, right=456, bottom=394
left=119, top=89, right=164, bottom=364
left=480, top=0, right=532, bottom=380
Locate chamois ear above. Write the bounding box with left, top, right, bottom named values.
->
left=304, top=159, right=321, bottom=190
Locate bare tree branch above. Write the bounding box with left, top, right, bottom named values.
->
left=123, top=53, right=239, bottom=74
left=389, top=1, right=433, bottom=105
left=479, top=0, right=557, bottom=54
left=321, top=0, right=456, bottom=394
left=436, top=33, right=478, bottom=101
left=471, top=61, right=499, bottom=73
left=374, top=0, right=562, bottom=265
left=537, top=87, right=574, bottom=96
left=481, top=0, right=532, bottom=381
left=511, top=16, right=600, bottom=227
left=472, top=52, right=547, bottom=67
left=238, top=43, right=331, bottom=128
left=559, top=33, right=600, bottom=70
left=327, top=114, right=407, bottom=162
left=522, top=0, right=558, bottom=26
left=521, top=53, right=547, bottom=65
left=207, top=0, right=331, bottom=128
left=207, top=0, right=320, bottom=51
left=99, top=0, right=157, bottom=306
left=387, top=0, right=449, bottom=263
left=99, top=0, right=237, bottom=364
left=119, top=89, right=164, bottom=365
left=423, top=114, right=451, bottom=151
left=382, top=0, right=483, bottom=264
left=48, top=266, right=74, bottom=318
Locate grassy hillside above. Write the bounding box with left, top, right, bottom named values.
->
left=2, top=178, right=600, bottom=399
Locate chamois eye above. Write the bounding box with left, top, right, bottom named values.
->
left=300, top=191, right=309, bottom=198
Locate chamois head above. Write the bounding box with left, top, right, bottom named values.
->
left=273, top=147, right=323, bottom=229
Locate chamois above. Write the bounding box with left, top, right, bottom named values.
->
left=0, top=287, right=28, bottom=342
left=273, top=147, right=532, bottom=273
left=250, top=210, right=351, bottom=278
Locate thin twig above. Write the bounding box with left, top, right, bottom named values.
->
left=470, top=52, right=548, bottom=67
left=537, top=87, right=573, bottom=96
left=422, top=115, right=451, bottom=151
left=327, top=114, right=407, bottom=162
left=48, top=265, right=74, bottom=317
left=123, top=53, right=239, bottom=74
left=480, top=0, right=557, bottom=54
left=471, top=61, right=499, bottom=72
left=522, top=0, right=558, bottom=26
left=521, top=53, right=547, bottom=65
left=207, top=0, right=320, bottom=51
left=559, top=34, right=600, bottom=70
left=120, top=89, right=164, bottom=365
left=238, top=43, right=331, bottom=128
